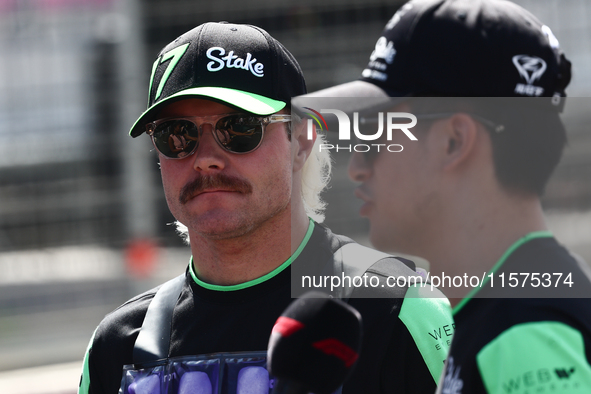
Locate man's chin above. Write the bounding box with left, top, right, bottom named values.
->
left=183, top=200, right=289, bottom=241
left=190, top=215, right=255, bottom=240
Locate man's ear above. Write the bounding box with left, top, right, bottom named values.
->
left=438, top=113, right=480, bottom=170
left=291, top=117, right=316, bottom=172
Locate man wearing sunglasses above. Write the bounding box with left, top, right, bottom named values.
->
left=78, top=21, right=453, bottom=394
left=296, top=0, right=591, bottom=392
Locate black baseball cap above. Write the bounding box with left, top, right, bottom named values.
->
left=298, top=0, right=571, bottom=112
left=130, top=22, right=307, bottom=137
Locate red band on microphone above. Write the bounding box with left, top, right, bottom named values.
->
left=272, top=316, right=305, bottom=337
left=312, top=338, right=359, bottom=367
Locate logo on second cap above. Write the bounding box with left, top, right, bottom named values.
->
left=512, top=55, right=547, bottom=97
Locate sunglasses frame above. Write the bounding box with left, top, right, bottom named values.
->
left=146, top=113, right=292, bottom=159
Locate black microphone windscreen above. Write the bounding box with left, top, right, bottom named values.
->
left=267, top=291, right=363, bottom=394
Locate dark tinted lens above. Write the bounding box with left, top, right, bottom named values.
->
left=215, top=115, right=263, bottom=153
left=152, top=120, right=199, bottom=158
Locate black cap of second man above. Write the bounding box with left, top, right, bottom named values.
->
left=296, top=0, right=571, bottom=113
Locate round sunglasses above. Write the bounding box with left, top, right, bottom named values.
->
left=146, top=113, right=292, bottom=159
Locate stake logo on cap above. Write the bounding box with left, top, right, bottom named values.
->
left=205, top=47, right=265, bottom=77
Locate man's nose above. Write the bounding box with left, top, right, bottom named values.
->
left=192, top=123, right=227, bottom=172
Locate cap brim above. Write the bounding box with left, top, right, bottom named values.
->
left=129, top=87, right=286, bottom=137
left=292, top=80, right=408, bottom=119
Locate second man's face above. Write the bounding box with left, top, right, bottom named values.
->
left=347, top=114, right=445, bottom=257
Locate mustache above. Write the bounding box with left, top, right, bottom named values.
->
left=179, top=174, right=253, bottom=204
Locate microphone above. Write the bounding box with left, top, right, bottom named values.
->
left=267, top=291, right=363, bottom=394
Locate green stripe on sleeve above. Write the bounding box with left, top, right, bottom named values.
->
left=477, top=321, right=591, bottom=393
left=398, top=285, right=454, bottom=382
left=78, top=328, right=97, bottom=394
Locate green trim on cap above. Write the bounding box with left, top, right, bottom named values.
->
left=477, top=321, right=591, bottom=393
left=189, top=218, right=315, bottom=291
left=180, top=87, right=287, bottom=114
left=129, top=87, right=287, bottom=137
left=453, top=231, right=553, bottom=315
left=399, top=285, right=454, bottom=382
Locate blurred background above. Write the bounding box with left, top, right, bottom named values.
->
left=0, top=0, right=589, bottom=392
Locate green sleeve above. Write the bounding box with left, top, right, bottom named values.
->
left=477, top=321, right=591, bottom=393
left=78, top=329, right=97, bottom=394
left=398, top=284, right=454, bottom=382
